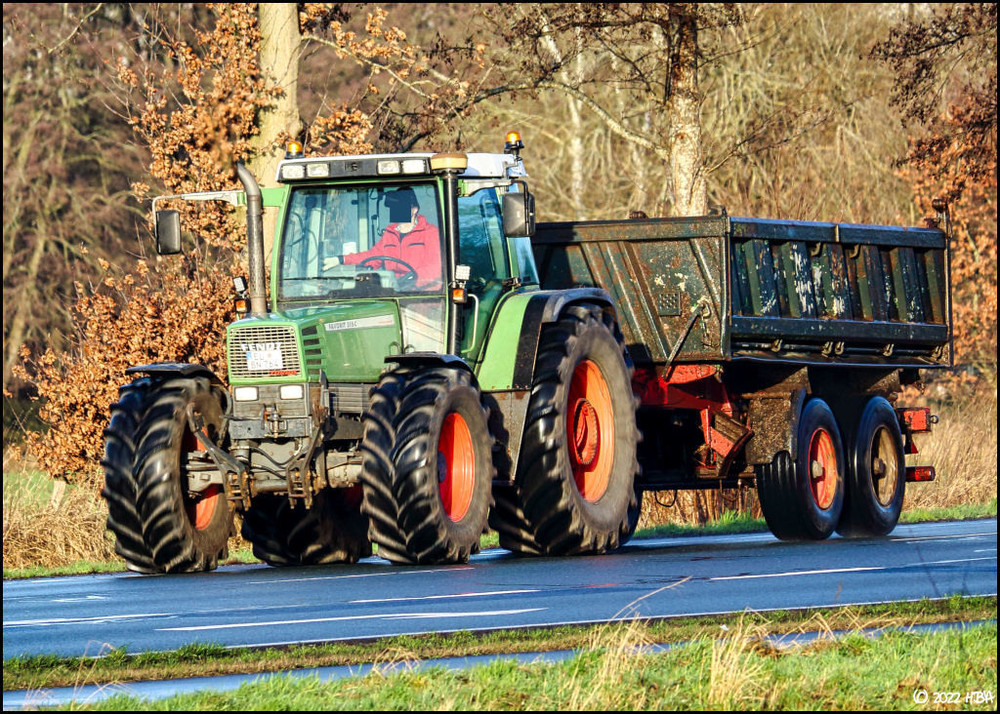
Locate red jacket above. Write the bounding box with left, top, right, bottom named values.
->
left=343, top=215, right=442, bottom=289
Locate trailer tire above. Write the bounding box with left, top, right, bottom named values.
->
left=836, top=397, right=905, bottom=537
left=241, top=488, right=371, bottom=566
left=756, top=397, right=845, bottom=541
left=133, top=377, right=233, bottom=572
left=101, top=379, right=158, bottom=573
left=361, top=368, right=493, bottom=564
left=513, top=305, right=639, bottom=556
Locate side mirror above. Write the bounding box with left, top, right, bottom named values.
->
left=503, top=189, right=536, bottom=238
left=154, top=210, right=182, bottom=255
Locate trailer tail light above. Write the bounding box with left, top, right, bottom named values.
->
left=898, top=407, right=935, bottom=433
left=906, top=465, right=936, bottom=482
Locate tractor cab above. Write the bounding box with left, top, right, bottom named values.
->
left=260, top=136, right=537, bottom=375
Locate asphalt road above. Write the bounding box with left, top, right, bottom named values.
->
left=3, top=518, right=996, bottom=660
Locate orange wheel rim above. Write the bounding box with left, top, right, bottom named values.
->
left=808, top=428, right=838, bottom=510
left=567, top=360, right=614, bottom=502
left=183, top=419, right=220, bottom=531
left=438, top=412, right=474, bottom=522
left=190, top=486, right=221, bottom=530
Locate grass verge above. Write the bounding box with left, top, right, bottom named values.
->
left=4, top=596, right=995, bottom=693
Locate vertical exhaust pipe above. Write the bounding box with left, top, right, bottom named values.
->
left=236, top=163, right=268, bottom=316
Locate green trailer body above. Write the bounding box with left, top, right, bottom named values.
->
left=532, top=214, right=951, bottom=369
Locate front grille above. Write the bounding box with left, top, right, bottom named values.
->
left=229, top=325, right=301, bottom=379
left=330, top=383, right=371, bottom=414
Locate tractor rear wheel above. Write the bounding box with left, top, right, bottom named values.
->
left=101, top=379, right=158, bottom=573
left=508, top=305, right=640, bottom=556
left=360, top=367, right=493, bottom=565
left=133, top=377, right=233, bottom=572
left=837, top=397, right=906, bottom=537
left=241, top=488, right=371, bottom=566
left=756, top=397, right=845, bottom=541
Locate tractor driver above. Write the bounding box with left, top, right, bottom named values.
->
left=323, top=187, right=442, bottom=290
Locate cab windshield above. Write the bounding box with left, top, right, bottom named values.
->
left=278, top=182, right=443, bottom=301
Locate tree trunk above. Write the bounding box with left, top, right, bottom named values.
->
left=665, top=9, right=707, bottom=217
left=250, top=3, right=302, bottom=263
left=4, top=225, right=48, bottom=390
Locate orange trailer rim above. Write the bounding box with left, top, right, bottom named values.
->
left=808, top=428, right=838, bottom=510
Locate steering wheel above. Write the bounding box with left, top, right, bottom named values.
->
left=357, top=255, right=419, bottom=285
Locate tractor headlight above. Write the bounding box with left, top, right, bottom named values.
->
left=233, top=386, right=259, bottom=402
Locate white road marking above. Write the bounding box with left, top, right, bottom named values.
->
left=894, top=531, right=996, bottom=543
left=709, top=556, right=995, bottom=582
left=158, top=608, right=546, bottom=632
left=4, top=613, right=170, bottom=627
left=350, top=589, right=540, bottom=604
left=243, top=566, right=473, bottom=586
left=50, top=595, right=107, bottom=603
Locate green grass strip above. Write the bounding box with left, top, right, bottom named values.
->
left=5, top=596, right=995, bottom=692
left=35, top=619, right=999, bottom=710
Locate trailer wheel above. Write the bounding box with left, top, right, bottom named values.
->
left=133, top=377, right=233, bottom=572
left=101, top=379, right=158, bottom=573
left=241, top=488, right=371, bottom=566
left=756, top=398, right=845, bottom=540
left=836, top=397, right=905, bottom=537
left=513, top=305, right=639, bottom=555
left=361, top=367, right=493, bottom=564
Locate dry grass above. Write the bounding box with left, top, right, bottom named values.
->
left=707, top=617, right=770, bottom=709
left=561, top=618, right=656, bottom=711
left=1, top=460, right=250, bottom=572
left=2, top=473, right=117, bottom=570
left=903, top=385, right=998, bottom=510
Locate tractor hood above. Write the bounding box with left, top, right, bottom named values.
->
left=226, top=300, right=422, bottom=385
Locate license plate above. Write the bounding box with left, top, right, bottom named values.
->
left=245, top=348, right=283, bottom=372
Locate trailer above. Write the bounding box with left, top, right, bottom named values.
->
left=532, top=209, right=949, bottom=539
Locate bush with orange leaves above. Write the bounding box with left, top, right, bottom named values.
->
left=13, top=255, right=237, bottom=489
left=9, top=4, right=420, bottom=493
left=905, top=116, right=997, bottom=385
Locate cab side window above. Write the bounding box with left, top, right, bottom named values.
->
left=458, top=189, right=509, bottom=292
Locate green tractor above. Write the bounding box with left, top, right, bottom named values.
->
left=102, top=134, right=640, bottom=572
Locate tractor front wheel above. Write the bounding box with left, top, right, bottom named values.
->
left=360, top=367, right=493, bottom=565
left=102, top=379, right=158, bottom=573
left=133, top=377, right=233, bottom=573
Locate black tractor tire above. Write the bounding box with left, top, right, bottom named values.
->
left=489, top=483, right=544, bottom=556
left=836, top=397, right=906, bottom=537
left=101, top=378, right=158, bottom=573
left=360, top=367, right=494, bottom=565
left=358, top=369, right=412, bottom=563
left=133, top=376, right=234, bottom=573
left=241, top=488, right=372, bottom=566
left=621, top=487, right=644, bottom=547
left=756, top=397, right=846, bottom=541
left=507, top=304, right=640, bottom=556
